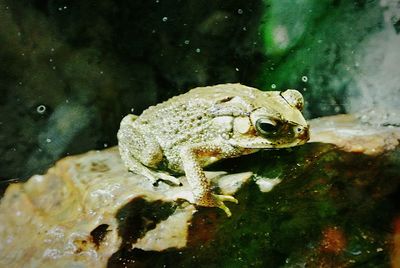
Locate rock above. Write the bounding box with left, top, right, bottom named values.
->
left=0, top=114, right=399, bottom=267
left=0, top=147, right=252, bottom=267
left=310, top=114, right=400, bottom=155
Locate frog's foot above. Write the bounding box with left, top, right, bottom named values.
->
left=214, top=194, right=239, bottom=217
left=199, top=193, right=238, bottom=217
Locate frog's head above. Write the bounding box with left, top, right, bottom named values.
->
left=232, top=89, right=309, bottom=149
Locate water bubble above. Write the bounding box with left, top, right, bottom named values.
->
left=237, top=9, right=243, bottom=14
left=162, top=17, right=168, bottom=22
left=36, top=105, right=46, bottom=114
left=271, top=84, right=276, bottom=89
left=195, top=48, right=201, bottom=53
left=184, top=40, right=190, bottom=45
left=301, top=76, right=308, bottom=82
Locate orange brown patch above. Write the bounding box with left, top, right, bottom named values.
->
left=392, top=217, right=400, bottom=268
left=320, top=226, right=347, bottom=254
left=195, top=148, right=222, bottom=158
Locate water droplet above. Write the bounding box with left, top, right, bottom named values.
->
left=237, top=9, right=243, bottom=14
left=271, top=84, right=276, bottom=89
left=36, top=105, right=46, bottom=114
left=301, top=76, right=308, bottom=82
left=184, top=40, right=190, bottom=45
left=162, top=17, right=168, bottom=22
left=46, top=138, right=52, bottom=143
left=195, top=48, right=201, bottom=53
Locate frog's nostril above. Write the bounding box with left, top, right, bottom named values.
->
left=295, top=125, right=310, bottom=141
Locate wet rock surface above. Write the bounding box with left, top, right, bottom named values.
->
left=0, top=114, right=399, bottom=267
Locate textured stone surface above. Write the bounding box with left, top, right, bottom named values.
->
left=310, top=114, right=400, bottom=155
left=0, top=148, right=252, bottom=267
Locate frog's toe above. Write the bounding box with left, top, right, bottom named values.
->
left=212, top=194, right=239, bottom=217
left=154, top=172, right=181, bottom=186
left=214, top=194, right=238, bottom=204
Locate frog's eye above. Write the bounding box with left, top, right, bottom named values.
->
left=255, top=118, right=278, bottom=136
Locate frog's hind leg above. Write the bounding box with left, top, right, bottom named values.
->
left=118, top=115, right=180, bottom=186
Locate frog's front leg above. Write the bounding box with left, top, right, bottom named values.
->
left=179, top=142, right=242, bottom=217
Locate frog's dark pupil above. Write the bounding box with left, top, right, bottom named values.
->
left=259, top=122, right=276, bottom=133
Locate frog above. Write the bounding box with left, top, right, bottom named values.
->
left=118, top=83, right=309, bottom=216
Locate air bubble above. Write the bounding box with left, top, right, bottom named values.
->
left=184, top=40, right=190, bottom=45
left=195, top=48, right=201, bottom=53
left=162, top=17, right=168, bottom=22
left=301, top=76, right=308, bottom=82
left=271, top=84, right=276, bottom=89
left=36, top=105, right=46, bottom=114
left=46, top=138, right=52, bottom=143
left=237, top=9, right=243, bottom=14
